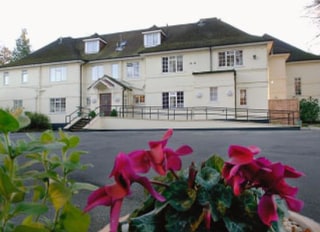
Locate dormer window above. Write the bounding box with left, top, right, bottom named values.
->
left=84, top=37, right=107, bottom=54
left=143, top=30, right=163, bottom=48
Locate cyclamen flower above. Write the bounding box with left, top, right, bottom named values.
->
left=222, top=144, right=304, bottom=226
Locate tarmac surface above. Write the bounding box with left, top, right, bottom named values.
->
left=10, top=126, right=320, bottom=231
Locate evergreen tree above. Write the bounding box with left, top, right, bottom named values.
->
left=11, top=28, right=31, bottom=62
left=0, top=46, right=12, bottom=65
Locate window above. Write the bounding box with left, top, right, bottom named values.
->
left=162, top=91, right=184, bottom=109
left=143, top=32, right=161, bottom=48
left=126, top=62, right=139, bottom=79
left=112, top=64, right=119, bottom=79
left=218, top=50, right=243, bottom=67
left=85, top=40, right=99, bottom=54
left=134, top=95, right=145, bottom=104
left=50, top=67, right=66, bottom=82
left=13, top=99, right=23, bottom=109
left=294, top=77, right=301, bottom=95
left=92, top=65, right=104, bottom=81
left=240, top=89, right=247, bottom=105
left=50, top=98, right=66, bottom=113
left=210, top=87, right=218, bottom=102
left=21, top=70, right=28, bottom=83
left=162, top=55, right=183, bottom=73
left=3, top=72, right=9, bottom=85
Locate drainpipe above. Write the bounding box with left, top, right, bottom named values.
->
left=209, top=47, right=213, bottom=71
left=233, top=70, right=237, bottom=119
left=122, top=88, right=125, bottom=117
left=79, top=61, right=86, bottom=116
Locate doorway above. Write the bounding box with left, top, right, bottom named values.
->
left=100, top=93, right=112, bottom=116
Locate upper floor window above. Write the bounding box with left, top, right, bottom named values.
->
left=3, top=72, right=9, bottom=85
left=112, top=64, right=119, bottom=79
left=85, top=39, right=100, bottom=54
left=21, top=70, right=28, bottom=83
left=294, top=77, right=301, bottom=95
left=210, top=87, right=218, bottom=102
left=143, top=31, right=161, bottom=48
left=134, top=95, right=145, bottom=104
left=92, top=65, right=104, bottom=81
left=126, top=62, right=139, bottom=79
left=50, top=67, right=66, bottom=82
left=162, top=55, right=183, bottom=73
left=218, top=50, right=243, bottom=67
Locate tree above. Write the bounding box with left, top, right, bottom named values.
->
left=11, top=28, right=31, bottom=62
left=306, top=1, right=320, bottom=34
left=0, top=46, right=12, bottom=65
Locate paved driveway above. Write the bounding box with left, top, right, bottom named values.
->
left=11, top=129, right=320, bottom=231
left=67, top=129, right=320, bottom=231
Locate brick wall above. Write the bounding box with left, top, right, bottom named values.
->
left=268, top=99, right=300, bottom=125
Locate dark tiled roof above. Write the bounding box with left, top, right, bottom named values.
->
left=263, top=34, right=320, bottom=62
left=1, top=17, right=318, bottom=68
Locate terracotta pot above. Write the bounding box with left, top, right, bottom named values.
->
left=100, top=212, right=320, bottom=232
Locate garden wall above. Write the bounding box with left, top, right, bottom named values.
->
left=268, top=99, right=300, bottom=125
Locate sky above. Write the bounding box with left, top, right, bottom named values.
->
left=1, top=0, right=319, bottom=54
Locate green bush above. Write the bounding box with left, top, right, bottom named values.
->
left=24, top=111, right=52, bottom=131
left=110, top=109, right=118, bottom=117
left=300, top=97, right=320, bottom=123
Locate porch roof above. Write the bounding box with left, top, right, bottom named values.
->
left=87, top=75, right=133, bottom=91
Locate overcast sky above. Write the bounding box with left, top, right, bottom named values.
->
left=1, top=0, right=319, bottom=54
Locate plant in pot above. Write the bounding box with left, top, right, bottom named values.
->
left=84, top=129, right=308, bottom=232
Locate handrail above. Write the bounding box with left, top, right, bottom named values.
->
left=92, top=105, right=299, bottom=125
left=65, top=106, right=92, bottom=124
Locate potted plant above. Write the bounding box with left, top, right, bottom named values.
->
left=84, top=129, right=318, bottom=232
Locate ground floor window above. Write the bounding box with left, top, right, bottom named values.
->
left=240, top=89, right=247, bottom=105
left=50, top=98, right=66, bottom=113
left=162, top=91, right=184, bottom=109
left=13, top=99, right=23, bottom=109
left=210, top=87, right=218, bottom=102
left=134, top=95, right=145, bottom=104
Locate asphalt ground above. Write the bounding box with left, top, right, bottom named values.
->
left=10, top=128, right=320, bottom=231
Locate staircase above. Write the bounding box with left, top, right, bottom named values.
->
left=68, top=118, right=91, bottom=131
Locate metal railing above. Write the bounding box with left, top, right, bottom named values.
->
left=88, top=105, right=299, bottom=125
left=65, top=106, right=92, bottom=124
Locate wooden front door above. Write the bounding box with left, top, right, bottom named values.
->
left=100, top=93, right=112, bottom=116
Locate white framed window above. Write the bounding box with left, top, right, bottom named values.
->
left=218, top=50, right=243, bottom=67
left=126, top=62, right=139, bottom=79
left=13, top=99, right=23, bottom=109
left=112, top=64, right=119, bottom=79
left=92, top=65, right=104, bottom=81
left=143, top=31, right=161, bottom=48
left=162, top=55, right=183, bottom=73
left=50, top=98, right=66, bottom=113
left=162, top=91, right=184, bottom=109
left=85, top=40, right=99, bottom=54
left=50, top=67, right=66, bottom=82
left=210, top=87, right=218, bottom=102
left=294, top=77, right=301, bottom=95
left=134, top=95, right=145, bottom=104
left=240, top=89, right=247, bottom=105
left=21, top=70, right=28, bottom=83
left=3, top=72, right=9, bottom=85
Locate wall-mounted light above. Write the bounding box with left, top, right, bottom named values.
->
left=253, top=54, right=257, bottom=60
left=196, top=92, right=202, bottom=98
left=226, top=90, right=233, bottom=96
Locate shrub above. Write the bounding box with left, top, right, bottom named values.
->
left=300, top=97, right=320, bottom=123
left=24, top=111, right=52, bottom=131
left=110, top=109, right=118, bottom=117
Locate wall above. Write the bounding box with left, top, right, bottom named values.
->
left=268, top=99, right=299, bottom=125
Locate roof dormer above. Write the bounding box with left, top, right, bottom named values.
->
left=142, top=28, right=165, bottom=48
left=83, top=35, right=107, bottom=54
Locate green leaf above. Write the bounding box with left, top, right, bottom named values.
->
left=204, top=154, right=225, bottom=173
left=13, top=225, right=49, bottom=232
left=0, top=109, right=20, bottom=133
left=40, top=130, right=55, bottom=144
left=14, top=202, right=48, bottom=216
left=60, top=202, right=90, bottom=232
left=48, top=182, right=71, bottom=211
left=223, top=217, right=246, bottom=232
left=0, top=168, right=18, bottom=200
left=71, top=182, right=98, bottom=192
left=130, top=207, right=165, bottom=232
left=196, top=166, right=220, bottom=190
left=163, top=180, right=196, bottom=212
left=16, top=113, right=31, bottom=129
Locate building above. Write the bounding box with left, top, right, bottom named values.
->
left=0, top=17, right=319, bottom=128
